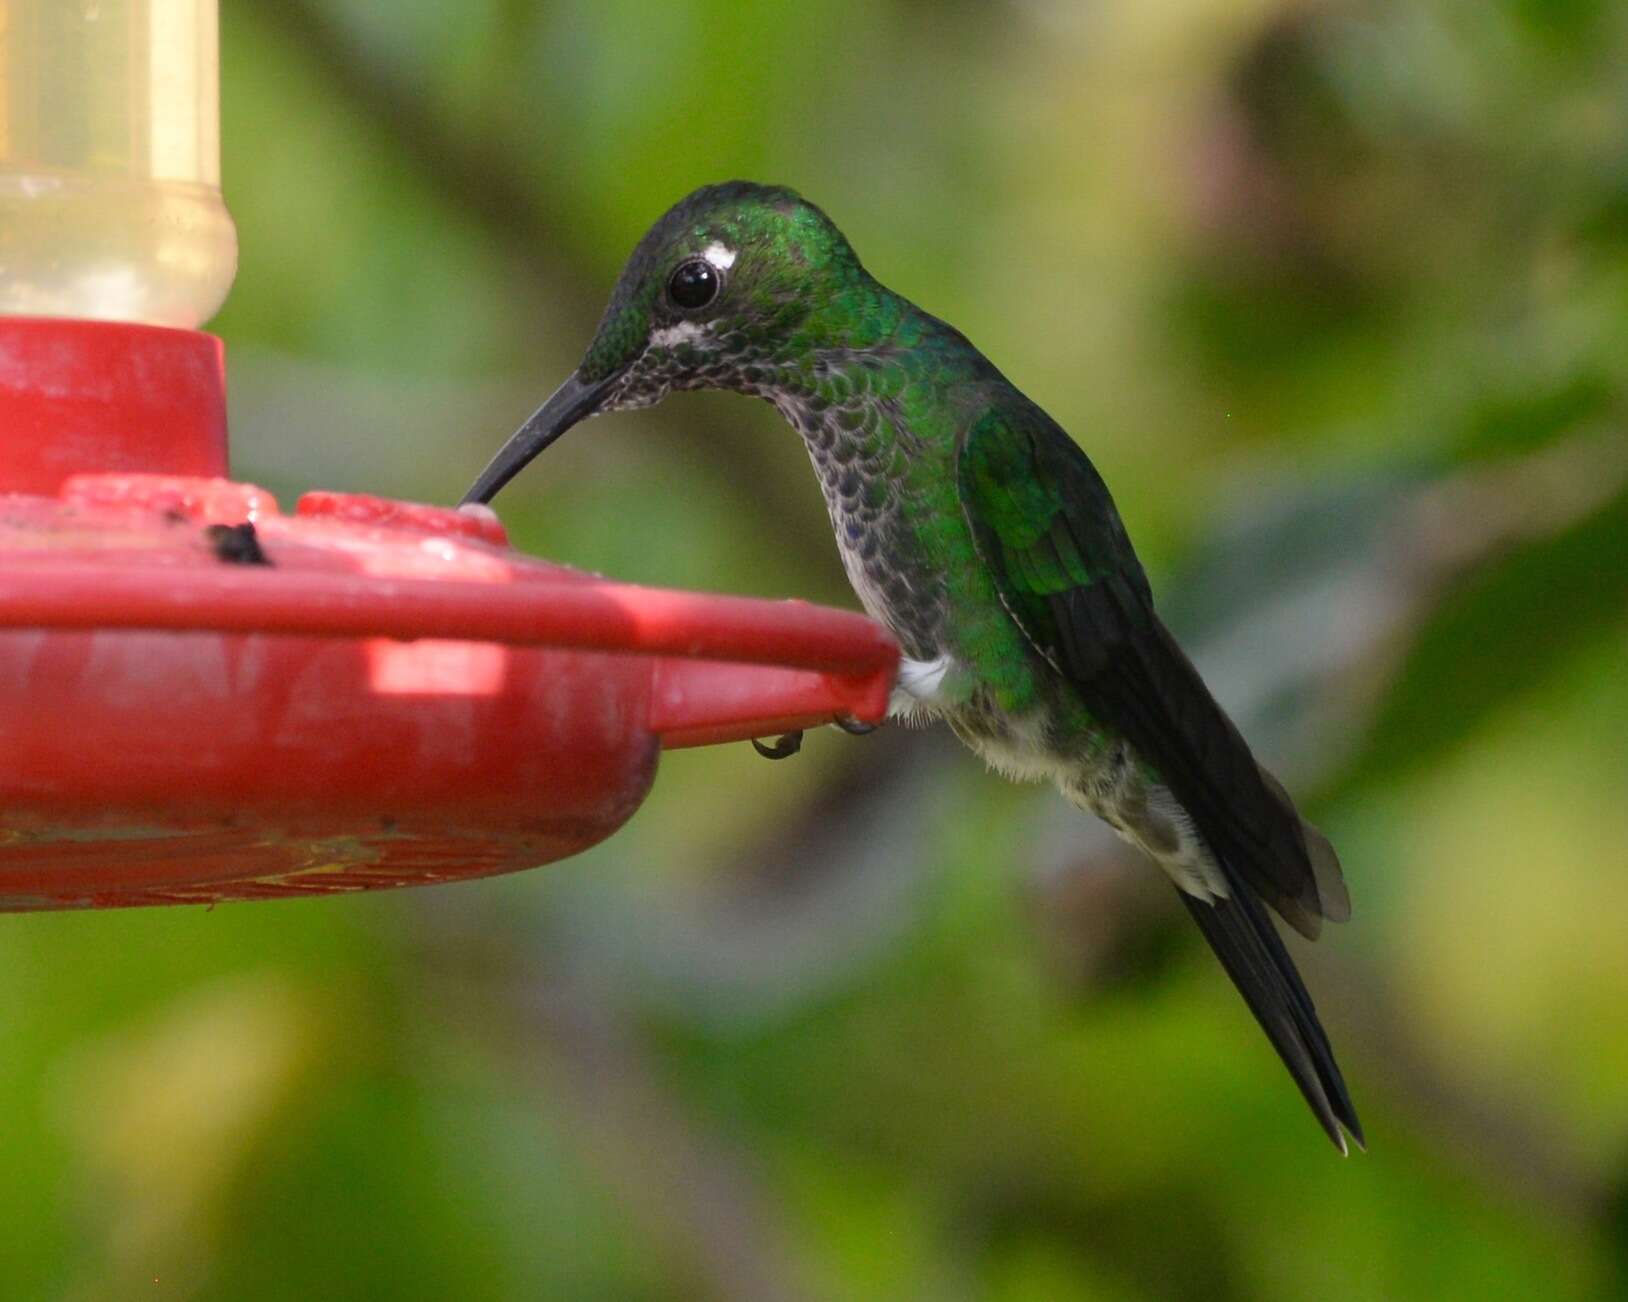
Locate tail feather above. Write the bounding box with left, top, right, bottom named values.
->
left=1177, top=874, right=1363, bottom=1154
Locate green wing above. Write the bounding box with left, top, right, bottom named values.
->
left=955, top=402, right=1151, bottom=674
left=957, top=400, right=1361, bottom=1150
left=956, top=400, right=1344, bottom=934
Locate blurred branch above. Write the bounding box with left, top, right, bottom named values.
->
left=1336, top=427, right=1628, bottom=793
left=252, top=0, right=571, bottom=295
left=410, top=903, right=813, bottom=1302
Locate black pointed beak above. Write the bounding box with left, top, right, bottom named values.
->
left=460, top=369, right=621, bottom=506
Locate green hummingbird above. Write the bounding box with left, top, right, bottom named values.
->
left=463, top=182, right=1361, bottom=1152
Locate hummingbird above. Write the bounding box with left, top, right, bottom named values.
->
left=463, top=182, right=1361, bottom=1152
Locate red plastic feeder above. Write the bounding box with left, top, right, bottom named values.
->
left=0, top=317, right=897, bottom=911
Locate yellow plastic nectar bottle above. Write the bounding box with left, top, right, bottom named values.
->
left=0, top=0, right=237, bottom=328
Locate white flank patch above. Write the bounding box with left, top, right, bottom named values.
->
left=888, top=655, right=957, bottom=720
left=702, top=241, right=737, bottom=270
left=897, top=654, right=953, bottom=700
left=649, top=320, right=710, bottom=349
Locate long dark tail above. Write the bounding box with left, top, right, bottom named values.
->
left=1177, top=876, right=1364, bottom=1154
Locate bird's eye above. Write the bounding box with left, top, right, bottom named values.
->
left=667, top=258, right=720, bottom=310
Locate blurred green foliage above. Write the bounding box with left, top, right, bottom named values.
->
left=4, top=1, right=1628, bottom=1298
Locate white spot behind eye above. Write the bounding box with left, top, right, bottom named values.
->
left=703, top=241, right=737, bottom=270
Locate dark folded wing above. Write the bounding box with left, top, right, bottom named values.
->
left=956, top=400, right=1361, bottom=1148
left=955, top=401, right=1347, bottom=936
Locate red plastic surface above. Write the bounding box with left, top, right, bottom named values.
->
left=0, top=319, right=897, bottom=910
left=0, top=317, right=227, bottom=493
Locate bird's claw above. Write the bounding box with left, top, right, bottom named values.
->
left=751, top=731, right=804, bottom=760
left=833, top=713, right=879, bottom=736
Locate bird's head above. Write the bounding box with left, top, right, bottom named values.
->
left=463, top=181, right=868, bottom=505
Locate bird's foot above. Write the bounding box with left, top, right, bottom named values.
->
left=751, top=731, right=804, bottom=760
left=833, top=713, right=879, bottom=736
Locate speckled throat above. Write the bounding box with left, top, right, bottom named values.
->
left=612, top=328, right=957, bottom=663
left=772, top=381, right=951, bottom=664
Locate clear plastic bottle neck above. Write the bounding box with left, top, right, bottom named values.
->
left=0, top=1, right=237, bottom=329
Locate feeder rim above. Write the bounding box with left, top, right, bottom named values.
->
left=0, top=563, right=899, bottom=677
